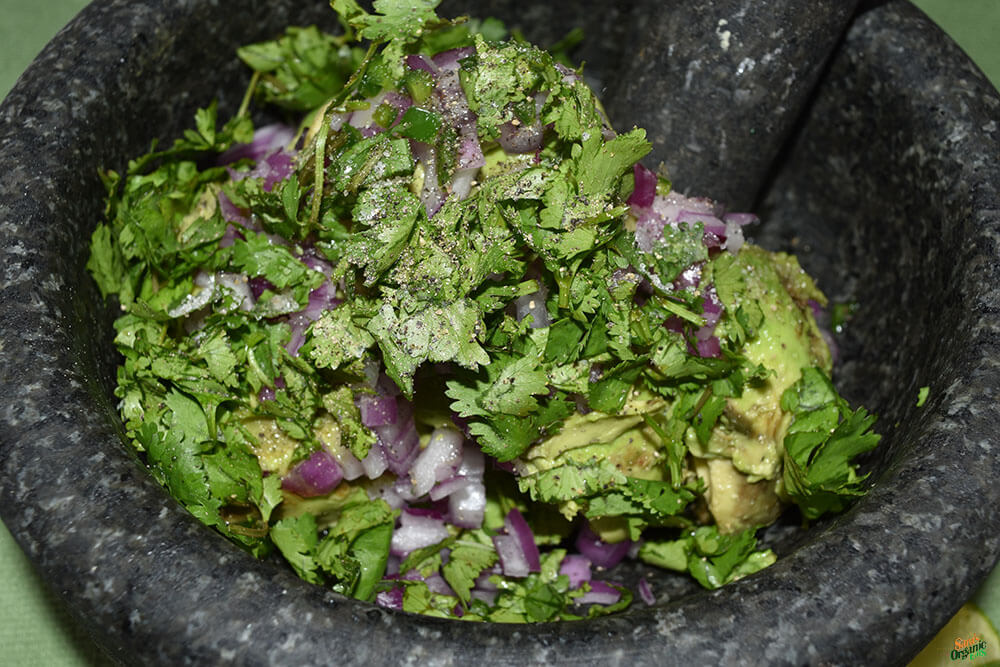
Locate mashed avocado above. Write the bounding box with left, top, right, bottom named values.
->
left=516, top=245, right=834, bottom=538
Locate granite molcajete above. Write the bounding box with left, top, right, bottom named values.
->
left=1, top=0, right=999, bottom=665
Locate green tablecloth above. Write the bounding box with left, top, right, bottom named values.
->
left=1, top=2, right=998, bottom=665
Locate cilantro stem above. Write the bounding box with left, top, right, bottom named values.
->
left=309, top=107, right=332, bottom=230
left=333, top=42, right=378, bottom=107
left=641, top=413, right=684, bottom=488
left=236, top=70, right=261, bottom=119
left=688, top=386, right=713, bottom=420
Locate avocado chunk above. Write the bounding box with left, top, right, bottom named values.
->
left=514, top=244, right=834, bottom=536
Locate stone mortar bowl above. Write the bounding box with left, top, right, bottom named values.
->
left=1, top=1, right=999, bottom=665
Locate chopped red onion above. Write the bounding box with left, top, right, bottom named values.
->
left=375, top=587, right=404, bottom=610
left=218, top=123, right=295, bottom=165
left=492, top=534, right=530, bottom=578
left=429, top=476, right=472, bottom=501
left=390, top=510, right=450, bottom=556
left=431, top=46, right=474, bottom=71
left=493, top=509, right=541, bottom=578
left=248, top=276, right=274, bottom=300
left=167, top=270, right=216, bottom=318
left=371, top=397, right=420, bottom=476
left=455, top=443, right=485, bottom=480
left=575, top=522, right=631, bottom=569
left=365, top=473, right=403, bottom=509
left=559, top=554, right=593, bottom=589
left=423, top=572, right=456, bottom=596
left=447, top=480, right=486, bottom=529
left=456, top=134, right=485, bottom=170
left=360, top=441, right=389, bottom=480
left=575, top=580, right=621, bottom=606
left=383, top=91, right=413, bottom=121
left=411, top=141, right=444, bottom=218
left=470, top=589, right=497, bottom=606
left=348, top=92, right=385, bottom=134
left=448, top=166, right=479, bottom=200
left=628, top=163, right=658, bottom=208
left=329, top=446, right=364, bottom=481
left=358, top=393, right=399, bottom=428
left=638, top=577, right=656, bottom=606
left=406, top=53, right=437, bottom=74
left=218, top=192, right=250, bottom=227
left=281, top=449, right=343, bottom=498
left=409, top=427, right=464, bottom=497
left=722, top=212, right=759, bottom=227
left=696, top=336, right=722, bottom=358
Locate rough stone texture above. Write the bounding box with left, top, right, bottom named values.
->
left=0, top=1, right=998, bottom=665
left=606, top=0, right=862, bottom=210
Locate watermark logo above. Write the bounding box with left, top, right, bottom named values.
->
left=952, top=633, right=988, bottom=661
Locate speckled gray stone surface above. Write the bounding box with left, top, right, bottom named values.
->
left=606, top=0, right=862, bottom=210
left=1, top=1, right=999, bottom=665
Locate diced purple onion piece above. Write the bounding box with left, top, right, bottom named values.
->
left=722, top=212, right=759, bottom=227
left=559, top=554, right=593, bottom=589
left=248, top=276, right=274, bottom=300
left=447, top=480, right=486, bottom=529
left=365, top=473, right=403, bottom=509
left=493, top=508, right=540, bottom=578
left=330, top=446, right=364, bottom=481
left=470, top=589, right=497, bottom=606
left=217, top=123, right=296, bottom=165
left=358, top=393, right=399, bottom=428
left=409, top=427, right=464, bottom=497
left=696, top=336, right=722, bottom=358
left=457, top=134, right=485, bottom=170
left=455, top=444, right=485, bottom=480
left=493, top=534, right=530, bottom=578
left=300, top=250, right=334, bottom=277
left=722, top=220, right=745, bottom=254
left=673, top=263, right=703, bottom=291
left=424, top=572, right=456, bottom=596
left=285, top=312, right=311, bottom=357
left=429, top=476, right=472, bottom=501
left=375, top=587, right=404, bottom=611
left=449, top=167, right=478, bottom=200
left=281, top=449, right=343, bottom=497
left=406, top=53, right=437, bottom=74
left=374, top=399, right=421, bottom=475
left=628, top=163, right=658, bottom=209
left=390, top=510, right=451, bottom=556
left=218, top=191, right=250, bottom=228
left=474, top=566, right=502, bottom=591
left=431, top=46, right=474, bottom=71
left=576, top=580, right=622, bottom=606
left=360, top=441, right=389, bottom=480
left=218, top=223, right=244, bottom=249
left=638, top=577, right=656, bottom=606
left=575, top=522, right=631, bottom=569
left=383, top=91, right=413, bottom=120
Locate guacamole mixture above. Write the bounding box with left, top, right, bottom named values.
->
left=86, top=0, right=880, bottom=621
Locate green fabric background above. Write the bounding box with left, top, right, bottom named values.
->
left=1, top=1, right=997, bottom=665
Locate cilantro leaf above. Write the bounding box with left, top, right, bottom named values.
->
left=638, top=525, right=776, bottom=589
left=780, top=367, right=881, bottom=520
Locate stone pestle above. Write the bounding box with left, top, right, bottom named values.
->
left=605, top=0, right=863, bottom=211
